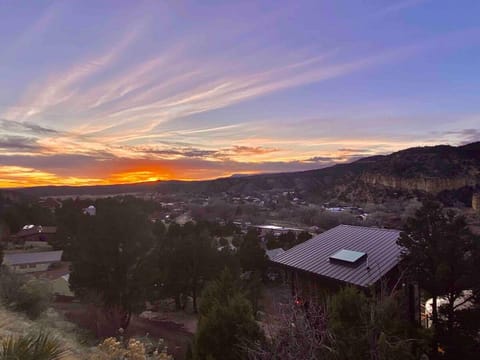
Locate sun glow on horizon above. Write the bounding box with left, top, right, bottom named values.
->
left=0, top=166, right=171, bottom=188
left=0, top=165, right=268, bottom=188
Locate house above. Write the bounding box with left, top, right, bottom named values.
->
left=82, top=205, right=96, bottom=216
left=11, top=225, right=57, bottom=247
left=251, top=224, right=304, bottom=237
left=3, top=250, right=63, bottom=273
left=271, top=225, right=417, bottom=315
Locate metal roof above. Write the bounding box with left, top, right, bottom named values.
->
left=266, top=248, right=285, bottom=261
left=14, top=226, right=57, bottom=238
left=272, top=225, right=402, bottom=288
left=3, top=250, right=63, bottom=266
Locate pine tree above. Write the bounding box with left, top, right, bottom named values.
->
left=238, top=229, right=267, bottom=273
left=398, top=199, right=480, bottom=359
left=69, top=198, right=155, bottom=331
left=193, top=269, right=263, bottom=360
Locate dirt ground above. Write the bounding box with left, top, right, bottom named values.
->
left=53, top=301, right=195, bottom=360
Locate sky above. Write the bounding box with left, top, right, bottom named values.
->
left=0, top=0, right=480, bottom=187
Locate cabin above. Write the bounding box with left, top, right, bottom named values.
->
left=271, top=225, right=420, bottom=322
left=10, top=225, right=57, bottom=248
left=250, top=224, right=304, bottom=237
left=3, top=250, right=63, bottom=274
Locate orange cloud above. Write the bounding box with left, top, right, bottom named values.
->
left=0, top=165, right=180, bottom=188
left=0, top=166, right=103, bottom=188
left=107, top=170, right=171, bottom=184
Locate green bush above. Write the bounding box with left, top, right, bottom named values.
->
left=0, top=269, right=52, bottom=319
left=193, top=269, right=263, bottom=360
left=0, top=331, right=67, bottom=360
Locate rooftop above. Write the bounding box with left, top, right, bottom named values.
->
left=266, top=248, right=285, bottom=261
left=3, top=250, right=63, bottom=266
left=14, top=225, right=57, bottom=238
left=272, top=225, right=402, bottom=287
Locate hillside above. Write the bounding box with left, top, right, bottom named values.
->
left=0, top=307, right=93, bottom=359
left=10, top=142, right=480, bottom=204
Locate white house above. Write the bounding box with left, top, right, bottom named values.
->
left=83, top=205, right=96, bottom=216
left=3, top=250, right=63, bottom=273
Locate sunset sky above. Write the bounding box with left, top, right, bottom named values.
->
left=1, top=0, right=479, bottom=187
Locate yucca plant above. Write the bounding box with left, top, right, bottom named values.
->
left=0, top=331, right=68, bottom=360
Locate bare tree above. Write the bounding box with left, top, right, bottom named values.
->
left=247, top=287, right=426, bottom=360
left=247, top=302, right=335, bottom=360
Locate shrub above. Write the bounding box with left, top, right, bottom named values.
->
left=93, top=337, right=173, bottom=360
left=247, top=287, right=428, bottom=360
left=0, top=331, right=67, bottom=360
left=193, top=270, right=263, bottom=360
left=0, top=269, right=52, bottom=319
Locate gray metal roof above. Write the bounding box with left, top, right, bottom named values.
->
left=272, top=225, right=402, bottom=287
left=3, top=250, right=63, bottom=266
left=266, top=248, right=285, bottom=261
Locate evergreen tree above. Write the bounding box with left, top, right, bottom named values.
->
left=3, top=201, right=54, bottom=233
left=264, top=231, right=280, bottom=250
left=69, top=198, right=155, bottom=330
left=52, top=199, right=86, bottom=257
left=193, top=269, right=263, bottom=360
left=278, top=231, right=296, bottom=249
left=328, top=287, right=423, bottom=360
left=154, top=222, right=217, bottom=312
left=248, top=287, right=425, bottom=360
left=296, top=231, right=313, bottom=245
left=238, top=229, right=267, bottom=273
left=184, top=224, right=217, bottom=313
left=398, top=199, right=480, bottom=359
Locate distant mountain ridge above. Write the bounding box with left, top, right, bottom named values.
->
left=359, top=142, right=480, bottom=193
left=8, top=142, right=480, bottom=204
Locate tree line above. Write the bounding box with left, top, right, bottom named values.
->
left=53, top=197, right=268, bottom=336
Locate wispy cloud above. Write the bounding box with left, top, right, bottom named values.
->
left=0, top=0, right=478, bottom=187
left=374, top=0, right=428, bottom=17
left=338, top=148, right=372, bottom=153
left=66, top=45, right=419, bottom=141
left=434, top=128, right=480, bottom=145
left=2, top=2, right=62, bottom=59
left=4, top=27, right=423, bottom=141
left=0, top=119, right=57, bottom=135
left=3, top=25, right=141, bottom=122
left=0, top=135, right=41, bottom=151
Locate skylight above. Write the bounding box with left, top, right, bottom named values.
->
left=329, top=249, right=366, bottom=264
